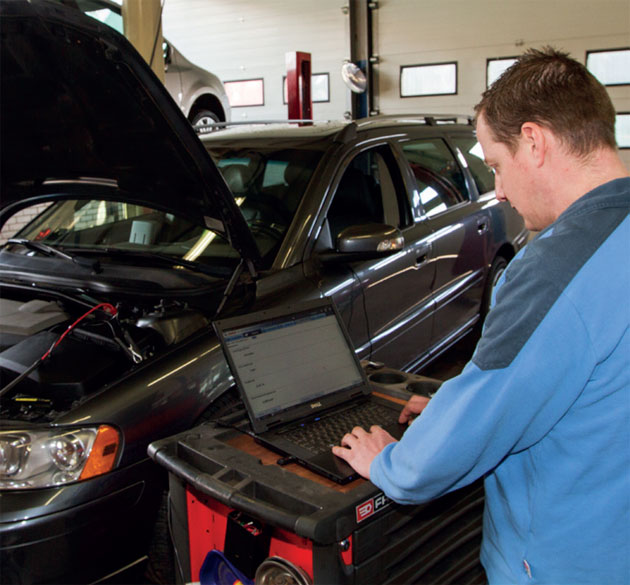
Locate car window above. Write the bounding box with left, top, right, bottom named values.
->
left=400, top=138, right=468, bottom=217
left=209, top=147, right=322, bottom=263
left=12, top=199, right=238, bottom=263
left=408, top=168, right=463, bottom=218
left=327, top=146, right=411, bottom=240
left=450, top=135, right=496, bottom=195
left=73, top=0, right=124, bottom=34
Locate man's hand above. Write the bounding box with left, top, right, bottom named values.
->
left=399, top=394, right=430, bottom=424
left=332, top=425, right=397, bottom=479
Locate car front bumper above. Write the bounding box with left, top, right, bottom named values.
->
left=0, top=459, right=162, bottom=584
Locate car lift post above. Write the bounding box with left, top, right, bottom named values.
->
left=286, top=51, right=313, bottom=125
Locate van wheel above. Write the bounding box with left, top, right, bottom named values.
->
left=190, top=109, right=221, bottom=130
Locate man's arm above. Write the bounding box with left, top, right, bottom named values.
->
left=368, top=288, right=596, bottom=503
left=331, top=394, right=431, bottom=478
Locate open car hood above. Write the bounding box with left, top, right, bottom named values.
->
left=0, top=0, right=260, bottom=266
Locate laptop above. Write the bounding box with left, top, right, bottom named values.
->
left=213, top=298, right=407, bottom=484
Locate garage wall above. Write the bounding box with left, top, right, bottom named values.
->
left=374, top=0, right=630, bottom=167
left=162, top=0, right=350, bottom=121
left=374, top=0, right=629, bottom=117
left=162, top=0, right=630, bottom=167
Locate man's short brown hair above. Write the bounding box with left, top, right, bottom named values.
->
left=474, top=47, right=617, bottom=157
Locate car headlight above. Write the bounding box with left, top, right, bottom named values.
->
left=0, top=425, right=120, bottom=489
left=255, top=557, right=312, bottom=585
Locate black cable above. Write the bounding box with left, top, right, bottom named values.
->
left=0, top=358, right=42, bottom=400
left=348, top=263, right=372, bottom=358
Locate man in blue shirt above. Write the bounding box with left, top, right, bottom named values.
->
left=333, top=48, right=629, bottom=584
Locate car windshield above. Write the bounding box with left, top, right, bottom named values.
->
left=207, top=146, right=323, bottom=261
left=11, top=199, right=239, bottom=266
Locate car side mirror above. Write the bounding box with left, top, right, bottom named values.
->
left=336, top=223, right=404, bottom=255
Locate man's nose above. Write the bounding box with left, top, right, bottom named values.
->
left=495, top=176, right=507, bottom=201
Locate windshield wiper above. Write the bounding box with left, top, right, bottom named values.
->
left=7, top=238, right=101, bottom=272
left=97, top=247, right=232, bottom=278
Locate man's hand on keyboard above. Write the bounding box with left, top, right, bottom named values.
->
left=399, top=394, right=431, bottom=424
left=332, top=425, right=397, bottom=479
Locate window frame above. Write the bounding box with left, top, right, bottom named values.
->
left=615, top=112, right=630, bottom=149
left=585, top=48, right=630, bottom=87
left=447, top=133, right=496, bottom=197
left=282, top=72, right=330, bottom=104
left=223, top=78, right=265, bottom=108
left=399, top=61, right=458, bottom=98
left=397, top=136, right=471, bottom=221
left=320, top=144, right=413, bottom=243
left=486, top=56, right=518, bottom=88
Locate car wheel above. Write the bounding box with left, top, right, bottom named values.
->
left=190, top=109, right=221, bottom=130
left=479, top=255, right=508, bottom=322
left=144, top=491, right=176, bottom=585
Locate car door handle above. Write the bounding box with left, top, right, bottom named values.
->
left=477, top=220, right=488, bottom=235
left=415, top=253, right=428, bottom=267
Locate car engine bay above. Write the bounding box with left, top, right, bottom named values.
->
left=0, top=289, right=210, bottom=422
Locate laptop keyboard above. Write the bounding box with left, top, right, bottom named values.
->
left=278, top=400, right=401, bottom=455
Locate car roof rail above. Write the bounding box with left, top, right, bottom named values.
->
left=194, top=119, right=317, bottom=135
left=357, top=113, right=473, bottom=126
left=424, top=113, right=473, bottom=125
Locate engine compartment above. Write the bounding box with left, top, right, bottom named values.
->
left=0, top=289, right=211, bottom=422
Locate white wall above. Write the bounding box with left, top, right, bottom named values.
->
left=374, top=0, right=630, bottom=167
left=162, top=0, right=351, bottom=121
left=161, top=0, right=630, bottom=166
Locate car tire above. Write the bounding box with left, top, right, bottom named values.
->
left=143, top=389, right=241, bottom=584
left=190, top=109, right=221, bottom=130
left=144, top=491, right=176, bottom=585
left=479, top=255, right=508, bottom=324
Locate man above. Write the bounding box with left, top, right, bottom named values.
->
left=333, top=47, right=629, bottom=584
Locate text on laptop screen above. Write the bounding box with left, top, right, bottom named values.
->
left=223, top=306, right=364, bottom=419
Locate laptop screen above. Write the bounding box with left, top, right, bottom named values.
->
left=218, top=301, right=365, bottom=423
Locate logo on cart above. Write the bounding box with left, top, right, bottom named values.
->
left=355, top=492, right=391, bottom=523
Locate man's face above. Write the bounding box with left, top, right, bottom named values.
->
left=476, top=114, right=549, bottom=231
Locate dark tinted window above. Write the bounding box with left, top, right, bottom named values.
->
left=208, top=147, right=322, bottom=262
left=400, top=138, right=467, bottom=218
left=327, top=146, right=410, bottom=239
left=450, top=135, right=495, bottom=195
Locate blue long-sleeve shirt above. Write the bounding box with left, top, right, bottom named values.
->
left=370, top=177, right=630, bottom=584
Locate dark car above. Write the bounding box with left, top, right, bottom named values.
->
left=201, top=118, right=528, bottom=372
left=0, top=2, right=527, bottom=584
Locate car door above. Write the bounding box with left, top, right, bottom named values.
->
left=397, top=137, right=489, bottom=357
left=313, top=143, right=436, bottom=370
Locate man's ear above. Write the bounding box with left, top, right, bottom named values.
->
left=520, top=122, right=547, bottom=167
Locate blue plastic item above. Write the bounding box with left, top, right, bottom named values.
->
left=199, top=550, right=254, bottom=585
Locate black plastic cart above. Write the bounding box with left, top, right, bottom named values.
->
left=148, top=368, right=486, bottom=584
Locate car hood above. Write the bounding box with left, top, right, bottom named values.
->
left=0, top=0, right=260, bottom=265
